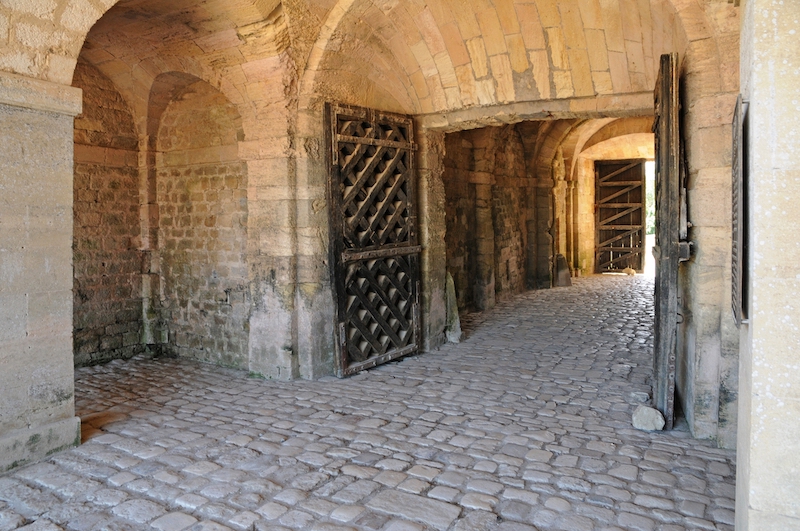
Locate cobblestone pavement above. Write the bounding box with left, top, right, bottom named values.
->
left=0, top=276, right=736, bottom=531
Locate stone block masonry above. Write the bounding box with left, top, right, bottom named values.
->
left=443, top=125, right=536, bottom=314
left=72, top=60, right=144, bottom=366
left=0, top=71, right=82, bottom=472
left=156, top=80, right=249, bottom=368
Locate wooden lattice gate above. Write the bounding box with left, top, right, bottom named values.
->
left=326, top=103, right=421, bottom=377
left=595, top=160, right=646, bottom=273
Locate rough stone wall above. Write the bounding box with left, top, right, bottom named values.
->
left=443, top=134, right=477, bottom=311
left=72, top=59, right=143, bottom=366
left=491, top=128, right=527, bottom=298
left=442, top=125, right=531, bottom=313
left=677, top=1, right=741, bottom=448
left=156, top=81, right=249, bottom=367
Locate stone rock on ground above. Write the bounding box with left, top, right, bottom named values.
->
left=632, top=405, right=666, bottom=431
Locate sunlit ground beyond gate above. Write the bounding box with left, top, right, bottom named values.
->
left=0, top=276, right=735, bottom=531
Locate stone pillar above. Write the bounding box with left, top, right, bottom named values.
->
left=0, top=72, right=82, bottom=472
left=737, top=0, right=800, bottom=527
left=535, top=180, right=554, bottom=288
left=417, top=128, right=447, bottom=351
left=294, top=105, right=336, bottom=379
left=474, top=183, right=496, bottom=310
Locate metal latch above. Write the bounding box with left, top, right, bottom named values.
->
left=678, top=241, right=693, bottom=262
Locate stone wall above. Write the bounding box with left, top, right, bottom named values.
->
left=736, top=0, right=800, bottom=527
left=72, top=59, right=143, bottom=366
left=677, top=1, right=741, bottom=449
left=442, top=125, right=532, bottom=313
left=0, top=72, right=81, bottom=472
left=442, top=134, right=477, bottom=311
left=491, top=129, right=528, bottom=298
left=156, top=80, right=249, bottom=367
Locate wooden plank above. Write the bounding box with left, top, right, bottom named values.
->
left=597, top=202, right=643, bottom=208
left=343, top=245, right=422, bottom=262
left=598, top=181, right=645, bottom=187
left=336, top=133, right=417, bottom=151
left=598, top=161, right=639, bottom=183
left=652, top=53, right=680, bottom=430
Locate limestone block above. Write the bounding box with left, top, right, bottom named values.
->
left=466, top=37, right=489, bottom=78
left=516, top=4, right=545, bottom=50
left=632, top=406, right=665, bottom=431
left=748, top=394, right=800, bottom=517
left=0, top=417, right=80, bottom=473
left=444, top=272, right=462, bottom=343
left=690, top=226, right=731, bottom=268
left=687, top=174, right=731, bottom=228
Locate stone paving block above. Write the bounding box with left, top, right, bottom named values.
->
left=228, top=511, right=259, bottom=530
left=366, top=490, right=461, bottom=531
left=17, top=519, right=63, bottom=531
left=330, top=505, right=365, bottom=523
left=151, top=512, right=198, bottom=531
left=299, top=498, right=337, bottom=516
left=460, top=493, right=497, bottom=511
left=189, top=521, right=234, bottom=531
left=373, top=471, right=406, bottom=487
left=465, top=479, right=503, bottom=495
left=111, top=499, right=166, bottom=523
left=279, top=509, right=314, bottom=528
left=255, top=502, right=287, bottom=520
left=617, top=511, right=656, bottom=531
left=384, top=520, right=424, bottom=531
left=330, top=480, right=379, bottom=504
left=183, top=462, right=221, bottom=476
left=428, top=485, right=460, bottom=502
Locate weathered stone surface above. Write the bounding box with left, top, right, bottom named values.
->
left=0, top=277, right=739, bottom=531
left=366, top=490, right=461, bottom=530
left=632, top=406, right=666, bottom=432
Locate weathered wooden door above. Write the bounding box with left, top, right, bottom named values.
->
left=652, top=53, right=680, bottom=429
left=326, top=103, right=421, bottom=377
left=595, top=160, right=646, bottom=273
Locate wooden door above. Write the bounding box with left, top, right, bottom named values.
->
left=595, top=160, right=646, bottom=273
left=326, top=103, right=421, bottom=377
left=652, top=53, right=680, bottom=429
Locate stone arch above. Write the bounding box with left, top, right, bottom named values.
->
left=298, top=0, right=694, bottom=119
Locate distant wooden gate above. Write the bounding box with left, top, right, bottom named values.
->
left=653, top=53, right=681, bottom=430
left=595, top=160, right=646, bottom=273
left=326, top=103, right=421, bottom=377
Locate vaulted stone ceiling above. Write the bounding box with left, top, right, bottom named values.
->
left=299, top=0, right=689, bottom=114
left=71, top=0, right=692, bottom=122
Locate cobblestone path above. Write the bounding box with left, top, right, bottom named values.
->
left=0, top=276, right=736, bottom=531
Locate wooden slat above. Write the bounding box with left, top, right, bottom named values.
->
left=598, top=161, right=639, bottom=183
left=599, top=227, right=642, bottom=247
left=652, top=53, right=680, bottom=430
left=598, top=184, right=640, bottom=204
left=598, top=206, right=639, bottom=226
left=336, top=134, right=417, bottom=150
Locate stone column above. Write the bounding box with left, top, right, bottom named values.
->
left=417, top=128, right=447, bottom=351
left=737, top=0, right=800, bottom=527
left=0, top=72, right=82, bottom=472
